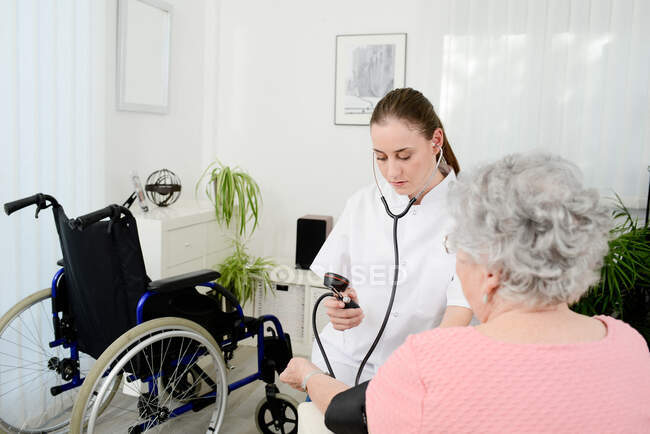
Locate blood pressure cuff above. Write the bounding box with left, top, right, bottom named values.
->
left=324, top=381, right=370, bottom=434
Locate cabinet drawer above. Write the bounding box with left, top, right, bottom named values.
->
left=165, top=257, right=204, bottom=278
left=166, top=224, right=206, bottom=266
left=206, top=222, right=229, bottom=253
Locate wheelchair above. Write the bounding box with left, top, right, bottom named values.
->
left=1, top=193, right=297, bottom=433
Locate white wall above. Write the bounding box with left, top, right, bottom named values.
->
left=212, top=0, right=445, bottom=264
left=103, top=0, right=649, bottom=266
left=211, top=0, right=650, bottom=265
left=105, top=0, right=212, bottom=204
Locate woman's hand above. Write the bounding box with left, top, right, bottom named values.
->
left=280, top=357, right=350, bottom=414
left=324, top=288, right=364, bottom=331
left=279, top=357, right=320, bottom=391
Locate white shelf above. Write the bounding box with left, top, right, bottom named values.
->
left=250, top=266, right=329, bottom=356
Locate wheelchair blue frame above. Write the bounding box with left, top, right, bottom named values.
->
left=48, top=267, right=85, bottom=395
left=136, top=282, right=287, bottom=395
left=47, top=268, right=289, bottom=426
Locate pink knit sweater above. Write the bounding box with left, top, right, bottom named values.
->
left=366, top=316, right=650, bottom=433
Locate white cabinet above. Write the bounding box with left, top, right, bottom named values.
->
left=253, top=267, right=330, bottom=356
left=133, top=201, right=230, bottom=280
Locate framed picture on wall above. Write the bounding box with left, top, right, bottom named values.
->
left=334, top=33, right=407, bottom=125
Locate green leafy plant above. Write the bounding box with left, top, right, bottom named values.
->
left=571, top=195, right=650, bottom=344
left=217, top=239, right=275, bottom=305
left=197, top=160, right=262, bottom=236
left=197, top=160, right=274, bottom=305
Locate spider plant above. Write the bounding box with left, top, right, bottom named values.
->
left=571, top=195, right=650, bottom=344
left=196, top=160, right=261, bottom=236
left=196, top=160, right=274, bottom=305
left=217, top=238, right=275, bottom=305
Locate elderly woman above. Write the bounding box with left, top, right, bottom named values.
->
left=280, top=153, right=650, bottom=433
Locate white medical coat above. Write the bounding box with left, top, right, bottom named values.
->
left=310, top=172, right=469, bottom=381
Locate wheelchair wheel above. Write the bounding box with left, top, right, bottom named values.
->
left=69, top=317, right=228, bottom=433
left=0, top=288, right=98, bottom=433
left=255, top=393, right=299, bottom=434
left=160, top=365, right=201, bottom=402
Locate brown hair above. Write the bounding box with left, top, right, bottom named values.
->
left=370, top=88, right=460, bottom=174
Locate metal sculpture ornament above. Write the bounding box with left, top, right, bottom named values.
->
left=145, top=169, right=181, bottom=207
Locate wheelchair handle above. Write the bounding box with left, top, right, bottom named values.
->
left=4, top=193, right=58, bottom=216
left=71, top=205, right=130, bottom=231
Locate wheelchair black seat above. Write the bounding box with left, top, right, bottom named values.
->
left=142, top=286, right=241, bottom=339
left=165, top=287, right=219, bottom=317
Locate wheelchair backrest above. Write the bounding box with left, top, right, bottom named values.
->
left=53, top=205, right=150, bottom=359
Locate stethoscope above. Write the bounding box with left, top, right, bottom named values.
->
left=314, top=143, right=446, bottom=386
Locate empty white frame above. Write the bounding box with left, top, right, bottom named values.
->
left=117, top=0, right=172, bottom=114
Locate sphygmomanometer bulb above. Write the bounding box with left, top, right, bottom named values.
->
left=324, top=272, right=359, bottom=309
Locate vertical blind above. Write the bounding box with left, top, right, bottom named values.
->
left=434, top=0, right=649, bottom=208
left=0, top=0, right=105, bottom=312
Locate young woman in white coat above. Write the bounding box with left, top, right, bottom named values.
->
left=310, top=88, right=473, bottom=386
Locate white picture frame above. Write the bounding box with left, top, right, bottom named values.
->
left=117, top=0, right=172, bottom=114
left=334, top=33, right=407, bottom=125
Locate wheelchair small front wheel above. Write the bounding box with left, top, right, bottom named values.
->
left=255, top=393, right=299, bottom=434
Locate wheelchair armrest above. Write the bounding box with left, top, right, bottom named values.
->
left=204, top=282, right=241, bottom=311
left=148, top=269, right=221, bottom=294
left=57, top=258, right=64, bottom=267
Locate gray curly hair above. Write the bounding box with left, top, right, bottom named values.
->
left=447, top=153, right=612, bottom=306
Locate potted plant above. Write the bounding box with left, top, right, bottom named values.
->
left=197, top=160, right=275, bottom=306
left=571, top=195, right=650, bottom=345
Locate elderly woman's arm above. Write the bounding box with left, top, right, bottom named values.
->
left=280, top=335, right=426, bottom=433
left=279, top=358, right=349, bottom=414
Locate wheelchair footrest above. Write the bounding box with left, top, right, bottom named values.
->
left=262, top=333, right=292, bottom=375
left=50, top=385, right=65, bottom=397
left=261, top=358, right=277, bottom=384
